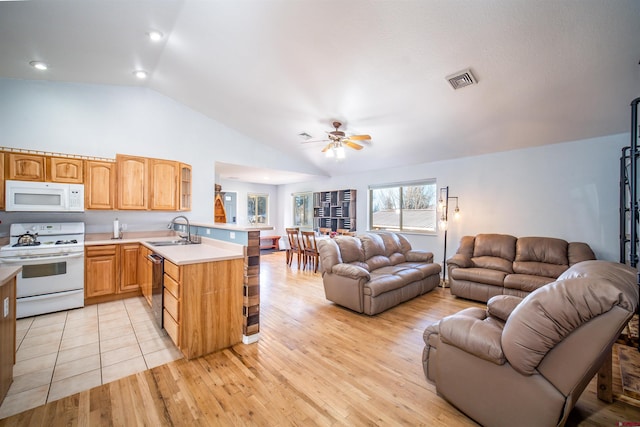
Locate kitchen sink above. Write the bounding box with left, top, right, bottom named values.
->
left=147, top=240, right=199, bottom=246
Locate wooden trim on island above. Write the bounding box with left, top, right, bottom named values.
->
left=243, top=231, right=261, bottom=340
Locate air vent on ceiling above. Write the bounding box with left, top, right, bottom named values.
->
left=446, top=68, right=477, bottom=90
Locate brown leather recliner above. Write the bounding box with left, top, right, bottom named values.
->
left=423, top=260, right=638, bottom=427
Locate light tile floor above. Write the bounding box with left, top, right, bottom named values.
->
left=0, top=297, right=183, bottom=419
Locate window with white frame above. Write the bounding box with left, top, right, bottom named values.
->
left=248, top=193, right=269, bottom=224
left=369, top=180, right=437, bottom=233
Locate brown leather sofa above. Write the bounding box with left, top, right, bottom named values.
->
left=447, top=234, right=596, bottom=302
left=317, top=231, right=441, bottom=315
left=423, top=260, right=638, bottom=427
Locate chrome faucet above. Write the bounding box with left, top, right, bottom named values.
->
left=168, top=215, right=191, bottom=243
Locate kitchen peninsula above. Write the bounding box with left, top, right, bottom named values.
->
left=85, top=221, right=272, bottom=360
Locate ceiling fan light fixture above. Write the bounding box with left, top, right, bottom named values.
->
left=336, top=145, right=346, bottom=159
left=147, top=30, right=164, bottom=42
left=29, top=60, right=48, bottom=71
left=133, top=69, right=148, bottom=79
left=325, top=147, right=334, bottom=158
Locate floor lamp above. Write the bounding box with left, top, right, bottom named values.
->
left=439, top=186, right=460, bottom=286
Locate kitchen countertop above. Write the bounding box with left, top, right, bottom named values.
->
left=85, top=232, right=244, bottom=266
left=0, top=266, right=22, bottom=286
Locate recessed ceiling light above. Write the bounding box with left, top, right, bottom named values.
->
left=147, top=30, right=163, bottom=42
left=133, top=70, right=148, bottom=79
left=29, top=61, right=48, bottom=71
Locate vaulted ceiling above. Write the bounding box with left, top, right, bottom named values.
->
left=1, top=1, right=639, bottom=184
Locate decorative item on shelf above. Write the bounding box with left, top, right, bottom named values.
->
left=438, top=186, right=461, bottom=286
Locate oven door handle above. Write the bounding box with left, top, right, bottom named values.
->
left=0, top=252, right=84, bottom=264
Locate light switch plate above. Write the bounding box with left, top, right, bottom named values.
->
left=3, top=297, right=8, bottom=318
left=230, top=232, right=235, bottom=239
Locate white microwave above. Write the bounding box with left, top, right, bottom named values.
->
left=5, top=180, right=84, bottom=212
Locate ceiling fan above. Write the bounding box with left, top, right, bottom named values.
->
left=304, top=121, right=372, bottom=159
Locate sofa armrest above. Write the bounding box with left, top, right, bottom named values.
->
left=406, top=250, right=434, bottom=263
left=439, top=315, right=506, bottom=365
left=331, top=263, right=371, bottom=281
left=447, top=253, right=473, bottom=268
left=487, top=295, right=523, bottom=322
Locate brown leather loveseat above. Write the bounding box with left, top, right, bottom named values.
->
left=423, top=260, right=638, bottom=427
left=447, top=233, right=596, bottom=302
left=317, top=231, right=441, bottom=315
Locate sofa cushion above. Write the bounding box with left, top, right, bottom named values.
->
left=388, top=253, right=407, bottom=265
left=504, top=274, right=555, bottom=293
left=360, top=233, right=387, bottom=259
left=377, top=231, right=402, bottom=257
left=365, top=273, right=410, bottom=296
left=487, top=295, right=523, bottom=322
left=567, top=242, right=597, bottom=265
left=473, top=234, right=516, bottom=261
left=317, top=238, right=341, bottom=274
left=396, top=233, right=413, bottom=254
left=513, top=237, right=568, bottom=278
left=367, top=255, right=391, bottom=271
left=472, top=256, right=513, bottom=274
left=451, top=267, right=507, bottom=287
left=394, top=267, right=424, bottom=283
left=400, top=262, right=442, bottom=279
left=335, top=236, right=368, bottom=270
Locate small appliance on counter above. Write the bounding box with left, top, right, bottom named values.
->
left=0, top=222, right=85, bottom=318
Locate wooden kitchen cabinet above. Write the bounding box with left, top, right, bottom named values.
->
left=150, top=159, right=178, bottom=211
left=85, top=245, right=118, bottom=299
left=7, top=153, right=45, bottom=181
left=179, top=163, right=192, bottom=211
left=119, top=244, right=140, bottom=293
left=116, top=154, right=149, bottom=210
left=138, top=245, right=153, bottom=306
left=85, top=243, right=142, bottom=305
left=162, top=257, right=244, bottom=360
left=163, top=261, right=181, bottom=347
left=84, top=160, right=116, bottom=209
left=47, top=157, right=83, bottom=183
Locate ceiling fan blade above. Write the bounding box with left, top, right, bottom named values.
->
left=344, top=140, right=364, bottom=150
left=348, top=134, right=371, bottom=141
left=321, top=143, right=332, bottom=153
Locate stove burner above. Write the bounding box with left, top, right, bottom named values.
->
left=12, top=241, right=41, bottom=247
left=55, top=240, right=78, bottom=245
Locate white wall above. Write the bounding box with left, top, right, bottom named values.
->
left=0, top=78, right=627, bottom=265
left=279, top=133, right=627, bottom=263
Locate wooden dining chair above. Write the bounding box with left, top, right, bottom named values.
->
left=319, top=227, right=331, bottom=235
left=336, top=228, right=355, bottom=236
left=300, top=230, right=320, bottom=273
left=285, top=228, right=303, bottom=268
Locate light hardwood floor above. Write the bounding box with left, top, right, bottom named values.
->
left=2, top=250, right=640, bottom=426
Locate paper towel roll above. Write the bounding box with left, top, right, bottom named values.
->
left=113, top=219, right=120, bottom=238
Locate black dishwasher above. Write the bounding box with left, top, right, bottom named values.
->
left=148, top=253, right=165, bottom=330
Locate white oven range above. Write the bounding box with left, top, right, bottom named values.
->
left=0, top=222, right=85, bottom=319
